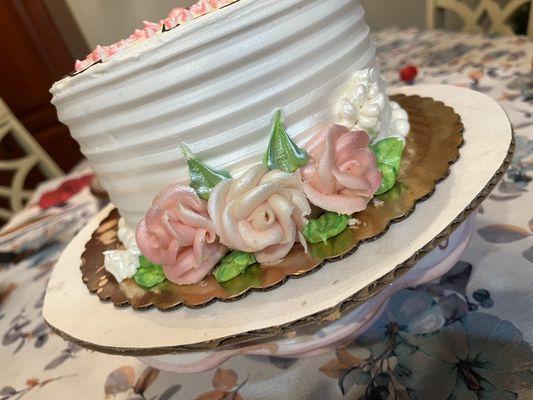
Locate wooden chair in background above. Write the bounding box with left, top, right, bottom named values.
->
left=0, top=98, right=63, bottom=222
left=426, top=0, right=533, bottom=36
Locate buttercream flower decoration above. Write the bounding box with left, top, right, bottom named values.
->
left=136, top=185, right=227, bottom=285
left=300, top=125, right=382, bottom=215
left=338, top=68, right=388, bottom=135
left=208, top=164, right=311, bottom=264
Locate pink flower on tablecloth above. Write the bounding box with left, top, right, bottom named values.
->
left=300, top=125, right=382, bottom=215
left=136, top=185, right=227, bottom=285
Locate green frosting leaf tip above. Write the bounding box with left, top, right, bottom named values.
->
left=181, top=143, right=231, bottom=201
left=303, top=212, right=350, bottom=245
left=213, top=251, right=256, bottom=283
left=133, top=255, right=167, bottom=289
left=179, top=142, right=195, bottom=160
left=273, top=108, right=282, bottom=122
left=372, top=137, right=405, bottom=195
left=263, top=109, right=309, bottom=173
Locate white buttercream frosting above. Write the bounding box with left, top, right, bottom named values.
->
left=103, top=250, right=139, bottom=283
left=103, top=219, right=140, bottom=283
left=74, top=0, right=240, bottom=73
left=337, top=68, right=410, bottom=141
left=337, top=68, right=387, bottom=134
left=117, top=218, right=140, bottom=255
left=50, top=0, right=397, bottom=231
left=383, top=101, right=410, bottom=141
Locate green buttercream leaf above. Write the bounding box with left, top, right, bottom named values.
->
left=376, top=164, right=397, bottom=196
left=372, top=138, right=405, bottom=195
left=309, top=227, right=354, bottom=260
left=220, top=264, right=262, bottom=295
left=303, top=212, right=350, bottom=245
left=133, top=256, right=166, bottom=289
left=213, top=251, right=256, bottom=283
left=181, top=144, right=231, bottom=201
left=263, top=110, right=309, bottom=173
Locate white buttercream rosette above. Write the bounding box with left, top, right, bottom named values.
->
left=338, top=68, right=387, bottom=133
left=208, top=165, right=311, bottom=264
left=383, top=101, right=410, bottom=141
left=103, top=219, right=141, bottom=283
left=338, top=68, right=410, bottom=140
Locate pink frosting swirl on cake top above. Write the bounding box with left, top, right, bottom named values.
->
left=74, top=0, right=239, bottom=72
left=208, top=165, right=311, bottom=265
left=136, top=185, right=227, bottom=285
left=300, top=125, right=382, bottom=215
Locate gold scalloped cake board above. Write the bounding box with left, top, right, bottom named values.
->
left=43, top=85, right=513, bottom=355
left=80, top=94, right=464, bottom=310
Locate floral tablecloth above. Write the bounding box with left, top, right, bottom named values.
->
left=1, top=28, right=532, bottom=400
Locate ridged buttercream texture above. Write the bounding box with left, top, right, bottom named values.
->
left=51, top=0, right=376, bottom=230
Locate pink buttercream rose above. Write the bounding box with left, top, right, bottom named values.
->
left=300, top=125, right=382, bottom=215
left=136, top=185, right=227, bottom=285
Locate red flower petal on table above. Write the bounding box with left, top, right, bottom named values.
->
left=399, top=65, right=418, bottom=83
left=38, top=174, right=94, bottom=210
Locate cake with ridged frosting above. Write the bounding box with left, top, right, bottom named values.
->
left=51, top=0, right=410, bottom=287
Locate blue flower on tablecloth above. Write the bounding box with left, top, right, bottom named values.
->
left=395, top=313, right=533, bottom=400
left=486, top=135, right=532, bottom=203
left=355, top=290, right=446, bottom=360
left=508, top=136, right=533, bottom=185
left=375, top=39, right=406, bottom=56
left=357, top=262, right=474, bottom=357
left=2, top=310, right=51, bottom=353
left=327, top=265, right=472, bottom=397
left=0, top=374, right=76, bottom=399
left=507, top=72, right=533, bottom=103
left=321, top=262, right=533, bottom=398
left=318, top=288, right=446, bottom=398
left=425, top=44, right=473, bottom=68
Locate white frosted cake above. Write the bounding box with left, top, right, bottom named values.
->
left=51, top=0, right=410, bottom=287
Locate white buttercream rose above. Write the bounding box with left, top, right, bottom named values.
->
left=208, top=165, right=311, bottom=264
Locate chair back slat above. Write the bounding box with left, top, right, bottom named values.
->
left=0, top=98, right=63, bottom=221
left=426, top=0, right=533, bottom=37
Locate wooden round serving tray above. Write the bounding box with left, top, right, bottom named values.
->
left=79, top=93, right=463, bottom=310
left=43, top=85, right=513, bottom=355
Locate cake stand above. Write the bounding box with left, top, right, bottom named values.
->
left=140, top=212, right=476, bottom=373
left=43, top=85, right=513, bottom=364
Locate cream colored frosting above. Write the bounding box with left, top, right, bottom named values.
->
left=337, top=68, right=410, bottom=141
left=208, top=165, right=311, bottom=264
left=51, top=0, right=397, bottom=231
left=103, top=250, right=139, bottom=283
left=383, top=101, right=410, bottom=141
left=338, top=68, right=388, bottom=134
left=103, top=219, right=141, bottom=283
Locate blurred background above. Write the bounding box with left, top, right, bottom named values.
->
left=52, top=0, right=532, bottom=49
left=54, top=0, right=428, bottom=49
left=0, top=0, right=530, bottom=221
